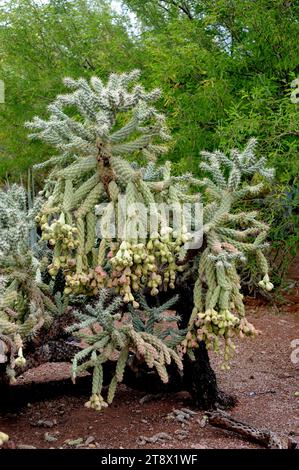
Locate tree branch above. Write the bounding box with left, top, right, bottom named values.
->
left=161, top=1, right=194, bottom=20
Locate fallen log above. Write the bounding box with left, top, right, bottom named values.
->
left=205, top=409, right=297, bottom=449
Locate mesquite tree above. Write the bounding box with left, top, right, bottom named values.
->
left=0, top=71, right=274, bottom=409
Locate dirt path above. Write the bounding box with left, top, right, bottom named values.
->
left=0, top=299, right=298, bottom=449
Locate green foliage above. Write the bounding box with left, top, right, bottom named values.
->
left=267, top=187, right=299, bottom=280
left=124, top=0, right=299, bottom=179
left=217, top=91, right=299, bottom=186
left=0, top=0, right=138, bottom=181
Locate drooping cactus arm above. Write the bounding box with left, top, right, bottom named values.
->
left=181, top=139, right=275, bottom=366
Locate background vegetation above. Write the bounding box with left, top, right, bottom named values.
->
left=0, top=0, right=298, bottom=286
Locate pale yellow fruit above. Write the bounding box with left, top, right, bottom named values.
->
left=0, top=432, right=9, bottom=445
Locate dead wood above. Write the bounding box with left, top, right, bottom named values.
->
left=205, top=409, right=297, bottom=449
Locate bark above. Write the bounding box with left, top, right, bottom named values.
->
left=183, top=341, right=222, bottom=409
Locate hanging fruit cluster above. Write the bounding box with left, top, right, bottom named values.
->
left=38, top=212, right=79, bottom=277
left=64, top=266, right=108, bottom=296
left=107, top=226, right=190, bottom=308
left=38, top=213, right=78, bottom=250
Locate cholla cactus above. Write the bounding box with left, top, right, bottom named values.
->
left=24, top=70, right=274, bottom=377
left=0, top=185, right=67, bottom=381
left=67, top=289, right=183, bottom=410
left=0, top=185, right=29, bottom=256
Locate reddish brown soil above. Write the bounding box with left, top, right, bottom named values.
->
left=0, top=297, right=298, bottom=449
